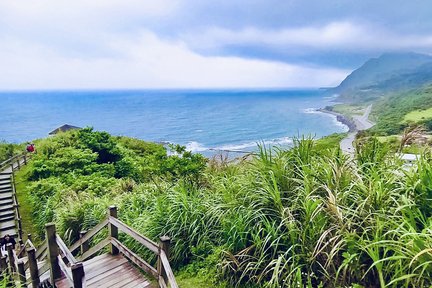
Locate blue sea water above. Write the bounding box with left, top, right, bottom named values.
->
left=0, top=89, right=347, bottom=154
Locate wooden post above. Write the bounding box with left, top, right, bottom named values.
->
left=79, top=230, right=89, bottom=255
left=17, top=260, right=27, bottom=287
left=108, top=206, right=119, bottom=255
left=6, top=243, right=15, bottom=273
left=46, top=223, right=61, bottom=284
left=0, top=256, right=6, bottom=273
left=23, top=154, right=27, bottom=165
left=17, top=158, right=20, bottom=169
left=158, top=236, right=171, bottom=285
left=28, top=233, right=32, bottom=242
left=28, top=247, right=40, bottom=288
left=71, top=262, right=85, bottom=288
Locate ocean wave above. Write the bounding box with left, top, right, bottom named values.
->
left=215, top=137, right=293, bottom=151
left=184, top=137, right=294, bottom=153
left=302, top=108, right=320, bottom=114
left=185, top=141, right=208, bottom=152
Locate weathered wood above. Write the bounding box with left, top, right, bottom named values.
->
left=0, top=256, right=6, bottom=273
left=79, top=230, right=89, bottom=255
left=36, top=241, right=48, bottom=260
left=6, top=243, right=16, bottom=272
left=158, top=236, right=171, bottom=285
left=108, top=206, right=119, bottom=255
left=159, top=250, right=178, bottom=288
left=108, top=216, right=159, bottom=253
left=77, top=237, right=110, bottom=262
left=110, top=238, right=158, bottom=278
left=27, top=247, right=40, bottom=288
left=46, top=223, right=61, bottom=283
left=17, top=260, right=27, bottom=287
left=69, top=218, right=109, bottom=253
left=71, top=262, right=85, bottom=288
left=57, top=255, right=73, bottom=284
left=56, top=234, right=77, bottom=264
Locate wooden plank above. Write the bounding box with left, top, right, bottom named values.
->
left=109, top=216, right=159, bottom=253
left=122, top=279, right=152, bottom=288
left=85, top=258, right=129, bottom=284
left=36, top=242, right=48, bottom=259
left=87, top=263, right=135, bottom=286
left=56, top=234, right=77, bottom=264
left=96, top=265, right=140, bottom=287
left=77, top=237, right=110, bottom=261
left=84, top=254, right=127, bottom=276
left=57, top=255, right=73, bottom=285
left=159, top=250, right=179, bottom=288
left=80, top=252, right=111, bottom=267
left=69, top=218, right=109, bottom=253
left=111, top=238, right=159, bottom=278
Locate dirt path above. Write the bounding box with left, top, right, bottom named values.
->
left=340, top=104, right=374, bottom=153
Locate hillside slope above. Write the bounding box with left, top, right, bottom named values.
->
left=330, top=52, right=432, bottom=102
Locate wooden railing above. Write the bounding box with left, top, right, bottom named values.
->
left=0, top=153, right=28, bottom=172
left=10, top=172, right=23, bottom=241
left=19, top=206, right=178, bottom=288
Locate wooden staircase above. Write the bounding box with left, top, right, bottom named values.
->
left=3, top=206, right=178, bottom=288
left=0, top=173, right=17, bottom=237
left=0, top=153, right=29, bottom=240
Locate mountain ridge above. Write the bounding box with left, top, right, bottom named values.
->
left=329, top=52, right=432, bottom=102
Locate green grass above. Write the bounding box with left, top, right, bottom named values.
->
left=331, top=104, right=366, bottom=116
left=14, top=164, right=41, bottom=244
left=403, top=107, right=432, bottom=122
left=315, top=133, right=347, bottom=151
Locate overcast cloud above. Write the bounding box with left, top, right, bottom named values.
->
left=0, top=0, right=430, bottom=89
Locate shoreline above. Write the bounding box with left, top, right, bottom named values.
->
left=316, top=108, right=357, bottom=132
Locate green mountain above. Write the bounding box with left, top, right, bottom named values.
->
left=330, top=52, right=432, bottom=102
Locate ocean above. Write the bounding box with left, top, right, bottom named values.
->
left=0, top=89, right=347, bottom=155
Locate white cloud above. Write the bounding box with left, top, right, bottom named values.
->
left=0, top=31, right=348, bottom=89
left=182, top=21, right=432, bottom=52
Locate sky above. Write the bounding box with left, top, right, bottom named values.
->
left=0, top=0, right=431, bottom=89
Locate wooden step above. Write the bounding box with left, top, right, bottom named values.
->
left=0, top=199, right=13, bottom=206
left=0, top=215, right=15, bottom=223
left=0, top=193, right=12, bottom=201
left=0, top=228, right=17, bottom=238
left=0, top=210, right=14, bottom=218
left=0, top=187, right=12, bottom=193
left=0, top=185, right=11, bottom=191
left=0, top=220, right=16, bottom=232
left=0, top=205, right=14, bottom=213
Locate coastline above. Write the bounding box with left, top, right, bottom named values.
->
left=316, top=108, right=357, bottom=132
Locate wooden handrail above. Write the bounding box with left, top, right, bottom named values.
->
left=0, top=153, right=28, bottom=171
left=159, top=250, right=178, bottom=288
left=56, top=234, right=77, bottom=265
left=57, top=255, right=73, bottom=284
left=69, top=218, right=109, bottom=254
left=110, top=238, right=159, bottom=278
left=10, top=173, right=23, bottom=240
left=36, top=241, right=48, bottom=260
left=108, top=216, right=159, bottom=253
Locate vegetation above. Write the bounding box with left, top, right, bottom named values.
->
left=14, top=128, right=432, bottom=287
left=0, top=141, right=23, bottom=163
left=330, top=104, right=365, bottom=117
left=367, top=84, right=432, bottom=135
left=403, top=107, right=432, bottom=123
